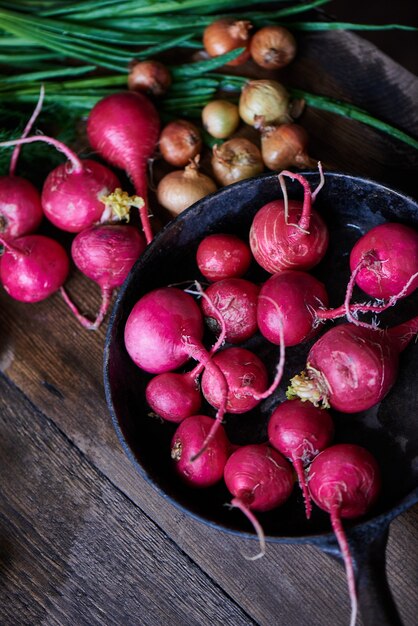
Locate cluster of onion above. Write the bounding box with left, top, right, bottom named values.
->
left=127, top=21, right=316, bottom=219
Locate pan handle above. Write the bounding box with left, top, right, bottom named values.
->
left=320, top=524, right=403, bottom=626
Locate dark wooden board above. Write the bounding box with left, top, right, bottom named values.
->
left=1, top=25, right=418, bottom=626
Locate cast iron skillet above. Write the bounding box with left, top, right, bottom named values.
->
left=104, top=171, right=418, bottom=626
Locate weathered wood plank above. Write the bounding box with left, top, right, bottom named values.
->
left=0, top=374, right=256, bottom=626
left=0, top=28, right=418, bottom=626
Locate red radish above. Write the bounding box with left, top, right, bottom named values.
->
left=308, top=444, right=381, bottom=626
left=201, top=278, right=260, bottom=344
left=0, top=88, right=44, bottom=239
left=287, top=313, right=418, bottom=413
left=60, top=223, right=146, bottom=330
left=196, top=233, right=252, bottom=282
left=0, top=176, right=43, bottom=240
left=257, top=270, right=329, bottom=347
left=201, top=343, right=285, bottom=414
left=171, top=414, right=230, bottom=487
left=249, top=165, right=328, bottom=273
left=146, top=292, right=227, bottom=423
left=267, top=399, right=334, bottom=518
left=146, top=368, right=202, bottom=423
left=0, top=234, right=69, bottom=302
left=87, top=91, right=161, bottom=244
left=0, top=135, right=124, bottom=233
left=224, top=443, right=294, bottom=559
left=349, top=222, right=418, bottom=300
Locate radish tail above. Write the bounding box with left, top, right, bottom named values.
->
left=60, top=286, right=113, bottom=331
left=131, top=168, right=153, bottom=244
left=292, top=457, right=312, bottom=519
left=251, top=315, right=285, bottom=401
left=230, top=496, right=266, bottom=561
left=330, top=505, right=358, bottom=626
left=278, top=169, right=312, bottom=233
left=9, top=85, right=45, bottom=176
left=0, top=135, right=83, bottom=173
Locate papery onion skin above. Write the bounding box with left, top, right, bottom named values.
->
left=250, top=26, right=297, bottom=70
left=211, top=138, right=264, bottom=186
left=261, top=123, right=316, bottom=171
left=159, top=119, right=202, bottom=167
left=157, top=163, right=217, bottom=217
left=128, top=60, right=172, bottom=96
left=202, top=100, right=240, bottom=139
left=203, top=19, right=253, bottom=66
left=239, top=80, right=291, bottom=127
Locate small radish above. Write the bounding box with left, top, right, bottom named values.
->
left=0, top=234, right=69, bottom=302
left=124, top=286, right=228, bottom=447
left=0, top=135, right=125, bottom=233
left=60, top=223, right=146, bottom=330
left=87, top=91, right=161, bottom=244
left=257, top=270, right=329, bottom=346
left=146, top=292, right=227, bottom=423
left=201, top=277, right=260, bottom=344
left=201, top=344, right=284, bottom=415
left=308, top=444, right=381, bottom=626
left=349, top=222, right=418, bottom=300
left=196, top=233, right=252, bottom=281
left=287, top=313, right=418, bottom=413
left=171, top=414, right=230, bottom=487
left=267, top=399, right=334, bottom=518
left=0, top=87, right=44, bottom=239
left=249, top=164, right=328, bottom=274
left=224, top=443, right=294, bottom=559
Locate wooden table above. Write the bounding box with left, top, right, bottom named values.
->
left=1, top=26, right=418, bottom=626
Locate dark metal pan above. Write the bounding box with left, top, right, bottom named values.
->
left=104, top=171, right=418, bottom=626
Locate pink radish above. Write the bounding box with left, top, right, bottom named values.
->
left=196, top=233, right=252, bottom=281
left=267, top=399, right=334, bottom=518
left=0, top=88, right=44, bottom=239
left=257, top=270, right=329, bottom=346
left=146, top=291, right=227, bottom=423
left=0, top=234, right=69, bottom=302
left=124, top=286, right=228, bottom=449
left=0, top=135, right=124, bottom=233
left=287, top=313, right=418, bottom=413
left=201, top=277, right=260, bottom=344
left=171, top=414, right=230, bottom=487
left=60, top=223, right=146, bottom=330
left=224, top=443, right=294, bottom=559
left=86, top=91, right=161, bottom=244
left=201, top=344, right=285, bottom=414
left=249, top=165, right=328, bottom=273
left=308, top=444, right=381, bottom=626
left=349, top=222, right=418, bottom=300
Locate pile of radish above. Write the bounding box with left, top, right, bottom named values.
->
left=122, top=167, right=418, bottom=626
left=0, top=89, right=162, bottom=329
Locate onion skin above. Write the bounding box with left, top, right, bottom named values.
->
left=202, top=100, right=240, bottom=139
left=211, top=138, right=264, bottom=186
left=128, top=60, right=172, bottom=96
left=250, top=25, right=297, bottom=70
left=239, top=80, right=290, bottom=127
left=159, top=119, right=202, bottom=168
left=203, top=19, right=252, bottom=66
left=261, top=123, right=316, bottom=171
left=157, top=162, right=217, bottom=217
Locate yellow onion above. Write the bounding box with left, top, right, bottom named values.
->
left=261, top=123, right=317, bottom=170
left=250, top=26, right=297, bottom=70
left=211, top=138, right=264, bottom=186
left=157, top=161, right=217, bottom=217
left=202, top=100, right=240, bottom=139
left=239, top=80, right=290, bottom=127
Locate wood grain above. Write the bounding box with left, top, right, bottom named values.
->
left=0, top=26, right=418, bottom=626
